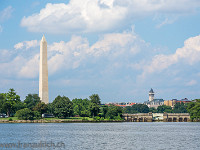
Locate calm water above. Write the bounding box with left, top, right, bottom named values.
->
left=0, top=122, right=200, bottom=150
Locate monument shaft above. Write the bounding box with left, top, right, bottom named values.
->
left=39, top=35, right=49, bottom=104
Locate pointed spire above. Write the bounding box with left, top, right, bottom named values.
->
left=41, top=35, right=46, bottom=42
left=149, top=88, right=154, bottom=93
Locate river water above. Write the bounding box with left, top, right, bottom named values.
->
left=0, top=122, right=199, bottom=150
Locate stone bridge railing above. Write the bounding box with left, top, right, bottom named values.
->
left=122, top=113, right=153, bottom=122
left=163, top=113, right=190, bottom=122
left=122, top=113, right=190, bottom=122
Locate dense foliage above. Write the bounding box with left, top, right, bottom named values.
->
left=24, top=94, right=40, bottom=110
left=51, top=95, right=73, bottom=118
left=157, top=105, right=172, bottom=113
left=187, top=99, right=200, bottom=121
left=1, top=88, right=199, bottom=121
left=88, top=94, right=101, bottom=117
left=123, top=104, right=149, bottom=113
left=72, top=98, right=90, bottom=117
left=105, top=105, right=123, bottom=120
left=15, top=108, right=40, bottom=120
left=123, top=103, right=189, bottom=114
left=0, top=89, right=22, bottom=117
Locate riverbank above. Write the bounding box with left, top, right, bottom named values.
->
left=0, top=120, right=124, bottom=123
left=0, top=117, right=124, bottom=123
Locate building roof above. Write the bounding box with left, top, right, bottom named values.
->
left=149, top=88, right=154, bottom=93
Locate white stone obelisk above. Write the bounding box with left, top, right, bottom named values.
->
left=39, top=35, right=49, bottom=104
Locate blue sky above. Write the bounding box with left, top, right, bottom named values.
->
left=0, top=0, right=200, bottom=103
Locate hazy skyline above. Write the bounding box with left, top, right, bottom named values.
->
left=0, top=0, right=200, bottom=103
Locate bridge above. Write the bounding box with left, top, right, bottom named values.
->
left=163, top=113, right=190, bottom=122
left=122, top=113, right=190, bottom=122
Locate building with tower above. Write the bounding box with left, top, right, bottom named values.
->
left=144, top=88, right=164, bottom=108
left=149, top=88, right=154, bottom=101
left=39, top=35, right=49, bottom=104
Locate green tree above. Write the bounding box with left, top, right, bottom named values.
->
left=157, top=105, right=172, bottom=113
left=33, top=102, right=48, bottom=115
left=88, top=94, right=101, bottom=117
left=105, top=105, right=123, bottom=120
left=15, top=108, right=40, bottom=120
left=46, top=103, right=54, bottom=114
left=173, top=102, right=188, bottom=113
left=90, top=94, right=101, bottom=105
left=72, top=98, right=90, bottom=117
left=124, top=104, right=149, bottom=113
left=2, top=88, right=21, bottom=117
left=14, top=101, right=26, bottom=112
left=24, top=94, right=40, bottom=110
left=149, top=107, right=157, bottom=113
left=99, top=105, right=108, bottom=118
left=52, top=95, right=73, bottom=118
left=123, top=106, right=133, bottom=114
left=0, top=93, right=6, bottom=113
left=187, top=99, right=200, bottom=121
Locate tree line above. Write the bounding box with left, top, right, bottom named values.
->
left=0, top=89, right=123, bottom=121
left=0, top=89, right=199, bottom=121
left=124, top=103, right=188, bottom=114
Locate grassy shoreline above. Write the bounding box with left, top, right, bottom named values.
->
left=0, top=117, right=124, bottom=123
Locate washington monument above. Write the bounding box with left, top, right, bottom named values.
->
left=39, top=35, right=49, bottom=104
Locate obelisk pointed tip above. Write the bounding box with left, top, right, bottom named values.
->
left=41, top=34, right=46, bottom=42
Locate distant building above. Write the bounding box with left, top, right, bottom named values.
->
left=144, top=99, right=164, bottom=108
left=164, top=98, right=191, bottom=108
left=164, top=99, right=177, bottom=108
left=144, top=88, right=164, bottom=108
left=149, top=88, right=154, bottom=101
left=176, top=98, right=191, bottom=104
left=105, top=102, right=135, bottom=107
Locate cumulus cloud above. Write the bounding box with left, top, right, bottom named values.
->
left=90, top=32, right=138, bottom=56
left=21, top=0, right=200, bottom=33
left=0, top=6, right=14, bottom=22
left=14, top=40, right=39, bottom=50
left=139, top=35, right=200, bottom=79
left=21, top=1, right=126, bottom=33
left=0, top=56, right=26, bottom=77
left=0, top=39, right=40, bottom=79
left=18, top=54, right=40, bottom=78
left=48, top=30, right=147, bottom=75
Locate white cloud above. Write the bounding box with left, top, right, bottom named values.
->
left=0, top=39, right=40, bottom=79
left=21, top=1, right=126, bottom=33
left=186, top=80, right=197, bottom=86
left=21, top=0, right=200, bottom=33
left=48, top=30, right=146, bottom=75
left=14, top=40, right=39, bottom=50
left=2, top=32, right=200, bottom=88
left=14, top=42, right=24, bottom=50
left=156, top=17, right=177, bottom=28
left=90, top=32, right=138, bottom=56
left=0, top=6, right=14, bottom=22
left=0, top=49, right=14, bottom=62
left=0, top=56, right=26, bottom=77
left=18, top=54, right=40, bottom=78
left=139, top=35, right=200, bottom=79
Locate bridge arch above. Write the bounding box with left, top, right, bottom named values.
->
left=173, top=117, right=177, bottom=122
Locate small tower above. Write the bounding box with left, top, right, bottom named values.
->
left=39, top=35, right=49, bottom=104
left=149, top=88, right=154, bottom=101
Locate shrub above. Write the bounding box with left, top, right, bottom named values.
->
left=82, top=117, right=88, bottom=121
left=15, top=108, right=41, bottom=120
left=114, top=114, right=123, bottom=121
left=8, top=118, right=13, bottom=121
left=93, top=116, right=101, bottom=121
